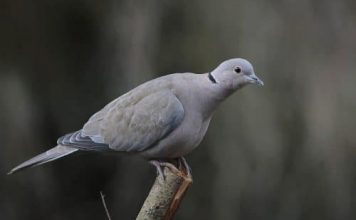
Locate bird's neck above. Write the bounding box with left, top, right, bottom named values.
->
left=196, top=73, right=236, bottom=119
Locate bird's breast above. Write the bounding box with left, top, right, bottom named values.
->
left=140, top=113, right=212, bottom=159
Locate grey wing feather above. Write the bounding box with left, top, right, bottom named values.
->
left=81, top=90, right=184, bottom=152
left=57, top=130, right=111, bottom=151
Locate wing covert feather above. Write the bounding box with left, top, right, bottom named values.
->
left=82, top=90, right=184, bottom=152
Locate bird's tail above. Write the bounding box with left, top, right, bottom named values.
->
left=8, top=145, right=78, bottom=175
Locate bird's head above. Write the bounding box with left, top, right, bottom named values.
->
left=209, top=58, right=264, bottom=91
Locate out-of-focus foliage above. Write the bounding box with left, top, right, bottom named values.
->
left=1, top=0, right=355, bottom=219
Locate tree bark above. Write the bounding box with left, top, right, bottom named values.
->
left=136, top=164, right=193, bottom=220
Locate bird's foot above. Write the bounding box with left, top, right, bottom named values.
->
left=150, top=157, right=192, bottom=183
left=149, top=160, right=179, bottom=183
left=177, top=157, right=192, bottom=177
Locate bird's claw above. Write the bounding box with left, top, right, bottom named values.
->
left=178, top=157, right=192, bottom=177
left=149, top=160, right=180, bottom=184
left=150, top=157, right=192, bottom=184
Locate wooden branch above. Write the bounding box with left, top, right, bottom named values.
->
left=136, top=164, right=193, bottom=220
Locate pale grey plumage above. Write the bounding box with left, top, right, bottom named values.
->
left=82, top=89, right=184, bottom=152
left=8, top=58, right=263, bottom=174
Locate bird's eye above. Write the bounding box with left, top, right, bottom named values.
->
left=234, top=67, right=241, bottom=73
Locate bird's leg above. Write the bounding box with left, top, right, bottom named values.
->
left=178, top=157, right=192, bottom=177
left=150, top=160, right=165, bottom=180
left=149, top=159, right=180, bottom=183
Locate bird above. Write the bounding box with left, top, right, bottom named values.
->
left=8, top=58, right=263, bottom=178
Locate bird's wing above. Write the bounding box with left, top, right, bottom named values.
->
left=57, top=130, right=110, bottom=151
left=78, top=89, right=184, bottom=152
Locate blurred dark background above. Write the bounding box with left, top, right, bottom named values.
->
left=1, top=0, right=356, bottom=219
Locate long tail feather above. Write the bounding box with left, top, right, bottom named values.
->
left=8, top=145, right=78, bottom=175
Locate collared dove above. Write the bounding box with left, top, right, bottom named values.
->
left=8, top=58, right=263, bottom=176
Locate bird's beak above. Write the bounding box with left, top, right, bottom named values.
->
left=248, top=74, right=264, bottom=86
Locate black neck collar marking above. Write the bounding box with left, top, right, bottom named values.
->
left=208, top=72, right=217, bottom=84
